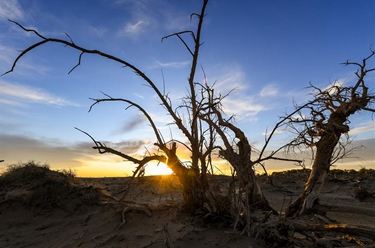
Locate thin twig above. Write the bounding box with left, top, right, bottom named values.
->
left=116, top=207, right=130, bottom=230
left=163, top=222, right=173, bottom=248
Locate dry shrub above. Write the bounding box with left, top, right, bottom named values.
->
left=0, top=161, right=51, bottom=186
left=0, top=161, right=107, bottom=212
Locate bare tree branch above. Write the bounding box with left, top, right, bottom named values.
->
left=88, top=93, right=165, bottom=145
left=3, top=20, right=194, bottom=145
left=161, top=31, right=195, bottom=56
left=285, top=50, right=375, bottom=216
left=75, top=127, right=167, bottom=178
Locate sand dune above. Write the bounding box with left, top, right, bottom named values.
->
left=1, top=164, right=374, bottom=247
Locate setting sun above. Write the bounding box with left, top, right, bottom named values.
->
left=146, top=162, right=173, bottom=176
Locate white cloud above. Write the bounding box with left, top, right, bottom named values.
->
left=222, top=97, right=266, bottom=117
left=323, top=78, right=347, bottom=94
left=262, top=129, right=284, bottom=136
left=210, top=65, right=268, bottom=118
left=154, top=60, right=190, bottom=69
left=163, top=11, right=194, bottom=32
left=260, top=84, right=278, bottom=97
left=213, top=65, right=247, bottom=92
left=0, top=0, right=23, bottom=21
left=119, top=20, right=148, bottom=37
left=0, top=44, right=50, bottom=77
left=0, top=97, right=25, bottom=107
left=114, top=0, right=191, bottom=37
left=115, top=0, right=154, bottom=37
left=0, top=80, right=78, bottom=107
left=0, top=44, right=16, bottom=65
left=132, top=92, right=144, bottom=99
left=349, top=123, right=375, bottom=135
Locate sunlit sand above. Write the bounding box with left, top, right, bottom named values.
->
left=1, top=163, right=374, bottom=247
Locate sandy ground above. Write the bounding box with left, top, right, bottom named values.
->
left=260, top=170, right=375, bottom=228
left=0, top=167, right=374, bottom=248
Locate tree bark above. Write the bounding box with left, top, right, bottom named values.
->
left=287, top=117, right=344, bottom=216
left=285, top=51, right=375, bottom=216
left=158, top=142, right=208, bottom=212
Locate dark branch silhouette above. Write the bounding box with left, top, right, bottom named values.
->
left=285, top=49, right=375, bottom=216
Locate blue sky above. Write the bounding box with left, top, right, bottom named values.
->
left=0, top=0, right=374, bottom=176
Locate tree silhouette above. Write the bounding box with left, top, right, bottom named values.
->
left=284, top=50, right=375, bottom=216
left=4, top=0, right=300, bottom=222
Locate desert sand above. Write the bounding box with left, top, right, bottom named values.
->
left=0, top=164, right=374, bottom=248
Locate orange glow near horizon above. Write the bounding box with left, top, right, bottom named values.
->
left=49, top=145, right=374, bottom=178
left=70, top=155, right=174, bottom=178
left=145, top=162, right=173, bottom=176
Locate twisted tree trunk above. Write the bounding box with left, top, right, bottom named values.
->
left=287, top=116, right=349, bottom=216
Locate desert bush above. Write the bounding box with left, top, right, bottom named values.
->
left=0, top=161, right=50, bottom=187
left=0, top=161, right=104, bottom=212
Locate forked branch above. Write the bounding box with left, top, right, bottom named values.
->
left=88, top=92, right=164, bottom=145
left=75, top=127, right=166, bottom=178
left=3, top=20, right=193, bottom=144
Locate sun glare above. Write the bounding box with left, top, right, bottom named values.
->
left=146, top=162, right=173, bottom=176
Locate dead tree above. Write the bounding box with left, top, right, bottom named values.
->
left=285, top=50, right=375, bottom=216
left=198, top=83, right=303, bottom=234
left=3, top=0, right=213, bottom=212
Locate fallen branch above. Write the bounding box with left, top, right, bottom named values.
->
left=116, top=207, right=130, bottom=230
left=163, top=222, right=173, bottom=248
left=291, top=221, right=375, bottom=241
left=315, top=204, right=375, bottom=217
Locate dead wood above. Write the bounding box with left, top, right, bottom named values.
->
left=163, top=222, right=173, bottom=248
left=291, top=221, right=375, bottom=241
left=315, top=204, right=375, bottom=218
left=285, top=49, right=375, bottom=216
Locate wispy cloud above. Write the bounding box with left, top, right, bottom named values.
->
left=213, top=65, right=247, bottom=92
left=0, top=133, right=91, bottom=170
left=115, top=1, right=154, bottom=37
left=0, top=97, right=25, bottom=107
left=260, top=84, right=278, bottom=97
left=222, top=97, right=266, bottom=118
left=0, top=44, right=50, bottom=77
left=133, top=92, right=145, bottom=99
left=0, top=0, right=24, bottom=21
left=0, top=132, right=151, bottom=176
left=0, top=80, right=78, bottom=107
left=349, top=123, right=375, bottom=135
left=163, top=12, right=194, bottom=32
left=153, top=60, right=190, bottom=69
left=119, top=20, right=149, bottom=37
left=113, top=114, right=147, bottom=134
left=262, top=129, right=284, bottom=136
left=211, top=65, right=268, bottom=118
left=0, top=44, right=16, bottom=65
left=89, top=26, right=108, bottom=37
left=115, top=0, right=191, bottom=38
